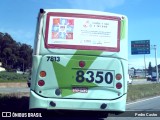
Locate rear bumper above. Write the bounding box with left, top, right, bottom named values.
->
left=29, top=90, right=126, bottom=111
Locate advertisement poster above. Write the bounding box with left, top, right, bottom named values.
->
left=46, top=13, right=120, bottom=51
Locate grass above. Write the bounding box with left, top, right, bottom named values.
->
left=132, top=77, right=146, bottom=79
left=0, top=79, right=27, bottom=83
left=127, top=83, right=160, bottom=102
left=0, top=71, right=28, bottom=82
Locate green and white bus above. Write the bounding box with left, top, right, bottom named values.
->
left=29, top=9, right=128, bottom=114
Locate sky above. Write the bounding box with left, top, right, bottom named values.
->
left=0, top=0, right=160, bottom=69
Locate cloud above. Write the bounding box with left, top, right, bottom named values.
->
left=67, top=0, right=125, bottom=11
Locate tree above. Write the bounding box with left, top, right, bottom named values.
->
left=19, top=44, right=33, bottom=71
left=0, top=32, right=33, bottom=71
left=148, top=62, right=152, bottom=75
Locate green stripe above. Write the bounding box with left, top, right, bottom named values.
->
left=120, top=18, right=126, bottom=40
left=52, top=50, right=102, bottom=97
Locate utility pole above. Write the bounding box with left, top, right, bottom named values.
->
left=22, top=59, right=25, bottom=74
left=144, top=54, right=146, bottom=77
left=153, top=45, right=159, bottom=82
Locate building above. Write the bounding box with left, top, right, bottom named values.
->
left=128, top=69, right=134, bottom=77
left=129, top=68, right=147, bottom=78
left=0, top=62, right=6, bottom=72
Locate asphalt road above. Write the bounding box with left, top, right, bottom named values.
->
left=106, top=96, right=160, bottom=120
left=0, top=85, right=160, bottom=120
left=0, top=87, right=29, bottom=93
left=0, top=80, right=159, bottom=120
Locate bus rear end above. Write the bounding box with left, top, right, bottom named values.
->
left=30, top=9, right=128, bottom=113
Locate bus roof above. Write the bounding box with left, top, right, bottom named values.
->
left=43, top=9, right=126, bottom=18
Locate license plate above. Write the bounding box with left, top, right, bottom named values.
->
left=72, top=87, right=88, bottom=93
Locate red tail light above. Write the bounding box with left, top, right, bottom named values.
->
left=116, top=83, right=122, bottom=89
left=116, top=74, right=122, bottom=80
left=38, top=80, right=45, bottom=86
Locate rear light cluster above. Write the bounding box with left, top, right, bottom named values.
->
left=40, top=71, right=46, bottom=77
left=38, top=80, right=45, bottom=86
left=115, top=73, right=122, bottom=89
left=38, top=71, right=46, bottom=87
